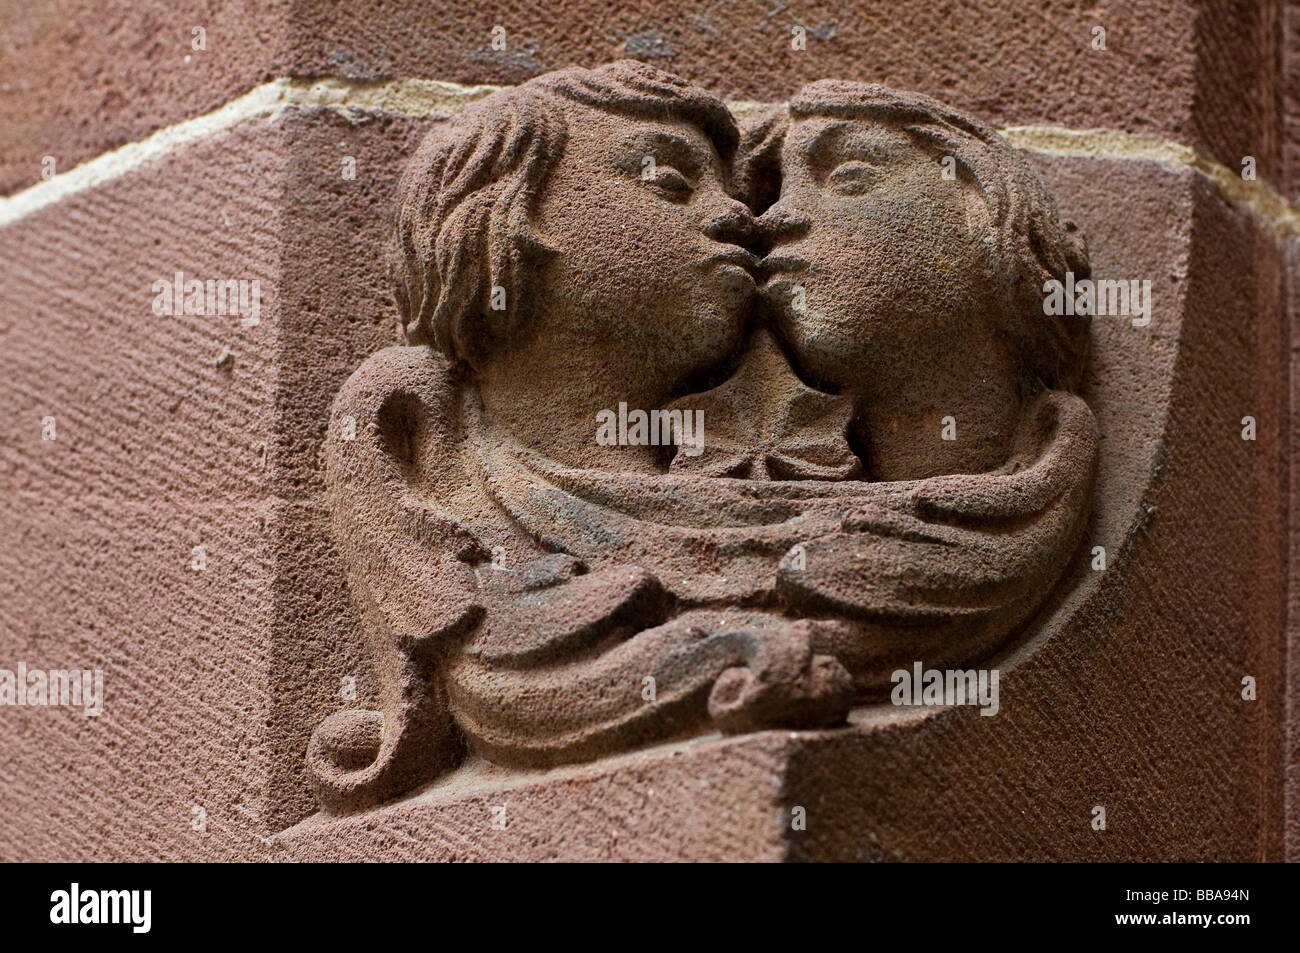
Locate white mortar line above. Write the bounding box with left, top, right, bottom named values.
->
left=1, top=77, right=1296, bottom=234
left=1002, top=125, right=1300, bottom=236
left=0, top=77, right=503, bottom=229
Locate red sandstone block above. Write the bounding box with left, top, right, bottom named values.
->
left=263, top=498, right=377, bottom=832
left=0, top=117, right=285, bottom=505
left=273, top=109, right=433, bottom=497
left=278, top=730, right=811, bottom=862
left=0, top=492, right=277, bottom=861
left=0, top=0, right=287, bottom=196
left=1284, top=235, right=1300, bottom=862
left=0, top=1, right=1284, bottom=196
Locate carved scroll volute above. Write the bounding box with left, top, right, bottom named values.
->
left=309, top=346, right=484, bottom=813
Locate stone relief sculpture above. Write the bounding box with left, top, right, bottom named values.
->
left=308, top=61, right=1097, bottom=813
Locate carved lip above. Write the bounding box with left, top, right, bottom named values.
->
left=757, top=253, right=809, bottom=278
left=699, top=248, right=759, bottom=272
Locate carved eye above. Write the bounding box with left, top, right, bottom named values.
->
left=644, top=166, right=693, bottom=201
left=825, top=160, right=881, bottom=195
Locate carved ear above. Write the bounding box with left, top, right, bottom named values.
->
left=1060, top=219, right=1091, bottom=280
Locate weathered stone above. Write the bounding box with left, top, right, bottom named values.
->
left=0, top=14, right=1292, bottom=864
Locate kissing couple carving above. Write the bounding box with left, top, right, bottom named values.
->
left=308, top=60, right=1097, bottom=813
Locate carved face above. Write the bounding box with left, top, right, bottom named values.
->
left=758, top=115, right=1023, bottom=479
left=476, top=109, right=755, bottom=467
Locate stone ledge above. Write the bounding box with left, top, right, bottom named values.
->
left=274, top=712, right=921, bottom=863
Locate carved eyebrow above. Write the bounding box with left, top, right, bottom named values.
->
left=803, top=120, right=911, bottom=163
left=799, top=125, right=924, bottom=187
left=625, top=130, right=710, bottom=178
left=802, top=120, right=857, bottom=156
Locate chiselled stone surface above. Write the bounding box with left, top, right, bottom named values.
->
left=0, top=19, right=1292, bottom=860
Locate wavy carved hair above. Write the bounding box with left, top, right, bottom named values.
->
left=738, top=81, right=1092, bottom=394
left=391, top=60, right=740, bottom=370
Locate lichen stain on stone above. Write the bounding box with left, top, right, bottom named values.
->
left=465, top=42, right=544, bottom=74
left=809, top=21, right=839, bottom=42
left=623, top=30, right=677, bottom=60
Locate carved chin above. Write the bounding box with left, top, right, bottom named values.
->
left=713, top=263, right=758, bottom=300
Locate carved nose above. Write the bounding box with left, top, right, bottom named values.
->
left=755, top=202, right=810, bottom=248
left=703, top=199, right=756, bottom=245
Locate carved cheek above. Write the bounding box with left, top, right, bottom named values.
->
left=783, top=217, right=967, bottom=391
